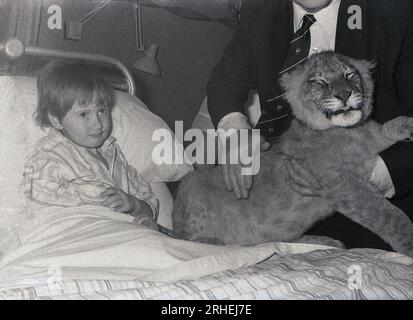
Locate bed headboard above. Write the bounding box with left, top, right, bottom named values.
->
left=0, top=38, right=136, bottom=96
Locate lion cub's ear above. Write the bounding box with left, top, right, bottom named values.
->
left=349, top=58, right=376, bottom=97
left=349, top=58, right=376, bottom=80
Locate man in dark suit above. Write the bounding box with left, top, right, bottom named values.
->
left=207, top=0, right=413, bottom=250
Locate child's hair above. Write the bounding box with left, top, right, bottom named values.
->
left=36, top=61, right=114, bottom=128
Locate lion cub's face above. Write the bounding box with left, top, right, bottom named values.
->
left=281, top=51, right=375, bottom=131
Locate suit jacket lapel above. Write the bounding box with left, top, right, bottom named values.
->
left=335, top=0, right=367, bottom=58
left=253, top=0, right=293, bottom=97
left=272, top=0, right=294, bottom=73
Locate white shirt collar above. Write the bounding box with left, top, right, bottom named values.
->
left=293, top=0, right=341, bottom=35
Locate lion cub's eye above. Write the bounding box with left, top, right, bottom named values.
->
left=346, top=72, right=357, bottom=80
left=309, top=78, right=328, bottom=86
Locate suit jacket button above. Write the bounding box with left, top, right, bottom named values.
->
left=276, top=105, right=283, bottom=111
left=268, top=127, right=275, bottom=134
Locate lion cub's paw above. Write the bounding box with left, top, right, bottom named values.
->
left=382, top=116, right=413, bottom=142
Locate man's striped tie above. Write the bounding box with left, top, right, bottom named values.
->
left=256, top=14, right=316, bottom=140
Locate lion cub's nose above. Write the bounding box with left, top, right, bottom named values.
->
left=334, top=89, right=352, bottom=103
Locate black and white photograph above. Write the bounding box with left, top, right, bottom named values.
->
left=0, top=0, right=412, bottom=304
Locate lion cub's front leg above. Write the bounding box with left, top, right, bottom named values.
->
left=319, top=172, right=413, bottom=257
left=382, top=116, right=413, bottom=142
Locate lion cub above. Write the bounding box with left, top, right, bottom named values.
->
left=173, top=52, right=413, bottom=257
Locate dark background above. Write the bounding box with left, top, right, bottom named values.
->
left=0, top=0, right=236, bottom=132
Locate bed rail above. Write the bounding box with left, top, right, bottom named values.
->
left=0, top=38, right=136, bottom=96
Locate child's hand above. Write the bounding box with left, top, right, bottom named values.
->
left=100, top=187, right=159, bottom=231
left=131, top=198, right=159, bottom=231
left=100, top=187, right=137, bottom=213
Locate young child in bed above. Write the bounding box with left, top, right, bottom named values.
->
left=23, top=61, right=159, bottom=230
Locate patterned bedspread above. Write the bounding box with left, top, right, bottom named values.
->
left=2, top=248, right=412, bottom=300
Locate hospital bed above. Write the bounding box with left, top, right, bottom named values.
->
left=0, top=39, right=411, bottom=300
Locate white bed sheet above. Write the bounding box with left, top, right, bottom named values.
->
left=1, top=205, right=411, bottom=300
left=0, top=205, right=331, bottom=286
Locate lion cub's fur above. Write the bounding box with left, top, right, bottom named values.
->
left=173, top=52, right=413, bottom=257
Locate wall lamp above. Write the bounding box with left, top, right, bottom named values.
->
left=64, top=1, right=112, bottom=41
left=63, top=0, right=161, bottom=76
left=132, top=1, right=161, bottom=76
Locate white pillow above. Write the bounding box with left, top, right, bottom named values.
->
left=111, top=92, right=193, bottom=183
left=0, top=76, right=188, bottom=233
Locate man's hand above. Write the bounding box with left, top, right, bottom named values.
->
left=369, top=157, right=395, bottom=198
left=285, top=156, right=396, bottom=199
left=284, top=158, right=320, bottom=197
left=284, top=157, right=341, bottom=197
left=221, top=131, right=270, bottom=199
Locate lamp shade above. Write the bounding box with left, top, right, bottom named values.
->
left=133, top=44, right=161, bottom=76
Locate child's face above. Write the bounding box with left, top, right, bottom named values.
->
left=57, top=102, right=112, bottom=149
